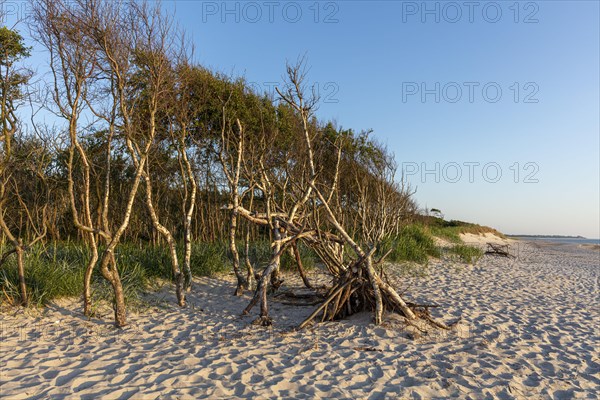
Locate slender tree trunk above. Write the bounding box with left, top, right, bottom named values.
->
left=167, top=237, right=185, bottom=307
left=83, top=241, right=98, bottom=316
left=99, top=251, right=127, bottom=327
left=143, top=164, right=186, bottom=307
left=293, top=243, right=312, bottom=289
left=270, top=234, right=283, bottom=290
left=229, top=207, right=247, bottom=296
left=183, top=220, right=193, bottom=291
left=244, top=222, right=254, bottom=290
left=179, top=137, right=196, bottom=291
left=182, top=181, right=195, bottom=292
left=15, top=244, right=27, bottom=306
left=243, top=221, right=281, bottom=325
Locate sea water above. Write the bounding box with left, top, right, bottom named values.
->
left=513, top=236, right=600, bottom=245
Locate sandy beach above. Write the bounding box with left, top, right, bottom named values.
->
left=1, top=237, right=598, bottom=399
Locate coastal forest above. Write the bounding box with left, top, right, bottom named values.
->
left=1, top=0, right=487, bottom=328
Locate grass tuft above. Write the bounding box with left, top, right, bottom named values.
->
left=448, top=244, right=484, bottom=264
left=380, top=224, right=441, bottom=264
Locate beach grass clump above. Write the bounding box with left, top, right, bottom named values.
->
left=241, top=239, right=271, bottom=270
left=448, top=244, right=484, bottom=264
left=190, top=241, right=230, bottom=277
left=0, top=240, right=235, bottom=307
left=0, top=244, right=84, bottom=307
left=381, top=224, right=441, bottom=264
left=428, top=225, right=463, bottom=243
left=114, top=243, right=172, bottom=280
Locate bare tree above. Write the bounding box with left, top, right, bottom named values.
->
left=30, top=0, right=169, bottom=326
left=125, top=2, right=191, bottom=307
left=238, top=58, right=323, bottom=324
left=233, top=59, right=448, bottom=330
left=219, top=110, right=251, bottom=295
left=170, top=59, right=198, bottom=292
left=0, top=6, right=48, bottom=306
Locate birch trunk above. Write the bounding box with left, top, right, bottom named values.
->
left=242, top=221, right=281, bottom=325
left=83, top=239, right=99, bottom=316
left=143, top=170, right=186, bottom=307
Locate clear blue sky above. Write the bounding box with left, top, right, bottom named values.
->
left=5, top=1, right=600, bottom=238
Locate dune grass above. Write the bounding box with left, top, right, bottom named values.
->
left=422, top=216, right=504, bottom=243
left=0, top=243, right=85, bottom=307
left=0, top=238, right=320, bottom=307
left=448, top=244, right=484, bottom=264
left=378, top=219, right=494, bottom=266
left=0, top=241, right=235, bottom=308
left=380, top=224, right=441, bottom=264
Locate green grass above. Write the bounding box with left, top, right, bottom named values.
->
left=448, top=244, right=484, bottom=264
left=235, top=239, right=316, bottom=272
left=0, top=243, right=84, bottom=307
left=190, top=241, right=230, bottom=277
left=428, top=225, right=463, bottom=243
left=380, top=224, right=441, bottom=264
left=0, top=240, right=232, bottom=308
left=377, top=221, right=489, bottom=266
left=0, top=238, right=317, bottom=308
left=281, top=242, right=316, bottom=271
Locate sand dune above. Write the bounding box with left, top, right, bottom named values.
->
left=1, top=240, right=598, bottom=399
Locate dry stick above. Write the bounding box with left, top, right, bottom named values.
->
left=298, top=279, right=355, bottom=330
left=321, top=303, right=329, bottom=323
left=329, top=286, right=345, bottom=320
left=242, top=222, right=283, bottom=321
left=374, top=274, right=417, bottom=320
left=293, top=242, right=312, bottom=289
left=423, top=314, right=452, bottom=330
left=338, top=284, right=358, bottom=318
left=375, top=248, right=393, bottom=278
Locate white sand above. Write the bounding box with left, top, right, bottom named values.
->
left=1, top=239, right=599, bottom=399
left=459, top=232, right=514, bottom=246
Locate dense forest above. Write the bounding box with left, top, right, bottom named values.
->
left=2, top=0, right=476, bottom=329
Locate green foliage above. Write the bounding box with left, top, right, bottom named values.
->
left=114, top=243, right=171, bottom=280
left=0, top=27, right=31, bottom=66
left=448, top=244, right=484, bottom=264
left=428, top=225, right=462, bottom=243
left=0, top=27, right=31, bottom=102
left=241, top=239, right=271, bottom=268
left=227, top=240, right=316, bottom=272
left=381, top=224, right=441, bottom=264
